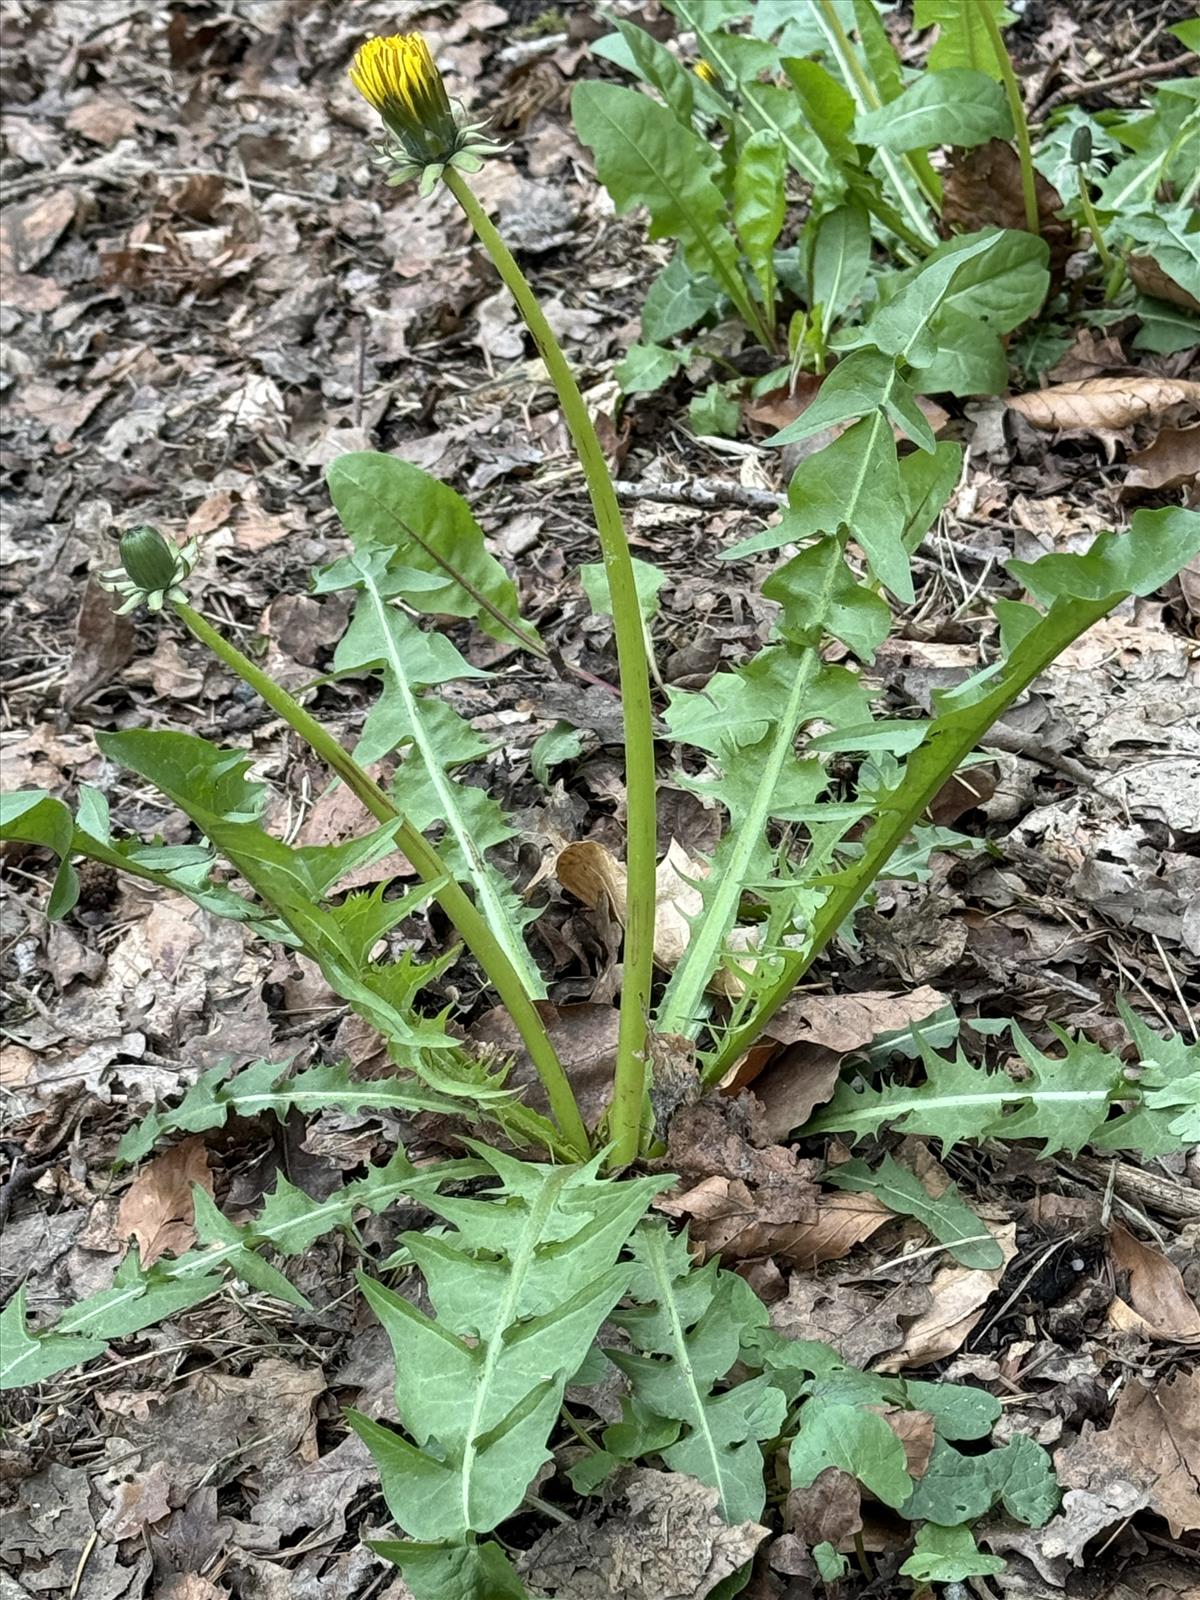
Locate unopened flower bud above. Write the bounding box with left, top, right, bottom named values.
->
left=100, top=525, right=198, bottom=613
left=119, top=525, right=180, bottom=594
left=1070, top=125, right=1093, bottom=167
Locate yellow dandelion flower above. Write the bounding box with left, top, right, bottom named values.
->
left=349, top=34, right=458, bottom=159
left=349, top=32, right=504, bottom=192
left=693, top=60, right=719, bottom=87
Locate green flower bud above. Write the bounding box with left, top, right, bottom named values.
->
left=119, top=525, right=181, bottom=594
left=100, top=525, right=199, bottom=614
left=1070, top=125, right=1093, bottom=167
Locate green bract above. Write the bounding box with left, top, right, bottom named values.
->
left=100, top=525, right=198, bottom=613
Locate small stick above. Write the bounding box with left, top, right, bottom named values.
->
left=1035, top=54, right=1196, bottom=118
left=611, top=477, right=1000, bottom=569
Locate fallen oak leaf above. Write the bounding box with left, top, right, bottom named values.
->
left=1054, top=1369, right=1200, bottom=1538
left=116, top=1136, right=213, bottom=1266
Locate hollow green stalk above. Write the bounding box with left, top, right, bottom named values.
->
left=443, top=167, right=657, bottom=1168
left=975, top=0, right=1040, bottom=235
left=1075, top=169, right=1114, bottom=274
left=814, top=0, right=941, bottom=241
left=172, top=599, right=589, bottom=1161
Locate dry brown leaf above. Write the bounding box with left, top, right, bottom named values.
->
left=765, top=986, right=951, bottom=1056
left=875, top=1222, right=1017, bottom=1370
left=773, top=1277, right=931, bottom=1370
left=942, top=140, right=1070, bottom=285
left=116, top=1136, right=213, bottom=1266
left=125, top=635, right=206, bottom=701
left=296, top=780, right=414, bottom=890
left=1007, top=375, right=1200, bottom=435
left=185, top=489, right=236, bottom=538
left=775, top=1190, right=895, bottom=1266
left=122, top=1357, right=325, bottom=1493
left=0, top=188, right=76, bottom=276
left=556, top=838, right=626, bottom=916
left=1107, top=1224, right=1200, bottom=1342
left=786, top=1466, right=862, bottom=1547
left=0, top=272, right=63, bottom=313
left=1054, top=1369, right=1200, bottom=1538
left=652, top=839, right=706, bottom=970
left=1125, top=423, right=1200, bottom=494
left=61, top=578, right=137, bottom=712
left=233, top=485, right=302, bottom=550
left=1128, top=253, right=1200, bottom=314
left=728, top=986, right=949, bottom=1139
left=875, top=1407, right=936, bottom=1479
left=658, top=1177, right=893, bottom=1269
left=654, top=1097, right=822, bottom=1261
left=473, top=1001, right=620, bottom=1129
left=1047, top=326, right=1131, bottom=385
left=98, top=1461, right=172, bottom=1541
left=1032, top=1481, right=1150, bottom=1569
left=556, top=837, right=754, bottom=989
left=159, top=1578, right=226, bottom=1600
left=65, top=95, right=137, bottom=146
left=519, top=1467, right=769, bottom=1599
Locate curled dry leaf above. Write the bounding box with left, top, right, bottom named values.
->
left=1107, top=1224, right=1200, bottom=1342
left=656, top=1177, right=889, bottom=1267
left=556, top=837, right=756, bottom=993
left=942, top=139, right=1071, bottom=285
left=62, top=578, right=137, bottom=712
left=655, top=1096, right=831, bottom=1262
left=1127, top=253, right=1200, bottom=314
left=1007, top=375, right=1200, bottom=435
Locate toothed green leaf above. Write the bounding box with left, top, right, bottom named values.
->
left=352, top=1151, right=664, bottom=1543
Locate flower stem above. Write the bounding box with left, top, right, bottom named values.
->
left=444, top=167, right=657, bottom=1168
left=172, top=599, right=589, bottom=1161
left=815, top=0, right=940, bottom=239
left=1076, top=169, right=1114, bottom=274
left=976, top=0, right=1040, bottom=236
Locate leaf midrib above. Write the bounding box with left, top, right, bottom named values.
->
left=460, top=1167, right=571, bottom=1530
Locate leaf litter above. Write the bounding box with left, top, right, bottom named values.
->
left=1, top=2, right=1198, bottom=1598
